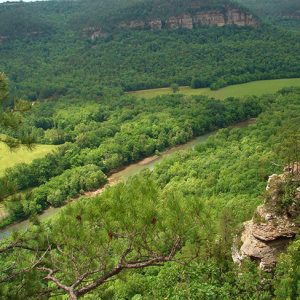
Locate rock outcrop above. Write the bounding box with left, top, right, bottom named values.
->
left=83, top=27, right=107, bottom=40
left=148, top=19, right=163, bottom=30
left=166, top=14, right=194, bottom=29
left=118, top=7, right=257, bottom=31
left=84, top=6, right=258, bottom=39
left=83, top=1, right=259, bottom=40
left=194, top=11, right=227, bottom=27
left=233, top=165, right=300, bottom=271
left=227, top=8, right=257, bottom=26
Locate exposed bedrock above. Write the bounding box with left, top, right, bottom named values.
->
left=86, top=7, right=258, bottom=39
left=120, top=8, right=257, bottom=30
left=232, top=164, right=300, bottom=271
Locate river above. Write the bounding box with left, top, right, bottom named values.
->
left=0, top=119, right=255, bottom=239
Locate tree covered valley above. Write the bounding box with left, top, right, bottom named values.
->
left=0, top=0, right=300, bottom=299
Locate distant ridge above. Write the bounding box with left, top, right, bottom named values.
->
left=77, top=0, right=258, bottom=38
left=0, top=0, right=258, bottom=40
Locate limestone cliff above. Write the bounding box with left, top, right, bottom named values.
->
left=233, top=164, right=300, bottom=271
left=84, top=4, right=258, bottom=39
left=118, top=7, right=257, bottom=31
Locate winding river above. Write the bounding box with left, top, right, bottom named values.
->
left=0, top=119, right=255, bottom=239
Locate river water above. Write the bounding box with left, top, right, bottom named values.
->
left=0, top=119, right=255, bottom=239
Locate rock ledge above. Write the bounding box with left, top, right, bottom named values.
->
left=233, top=165, right=300, bottom=271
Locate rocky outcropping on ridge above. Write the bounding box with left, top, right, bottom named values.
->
left=233, top=165, right=300, bottom=271
left=86, top=7, right=258, bottom=39
left=119, top=8, right=257, bottom=30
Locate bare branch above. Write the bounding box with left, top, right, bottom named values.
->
left=76, top=236, right=181, bottom=297
left=35, top=237, right=182, bottom=299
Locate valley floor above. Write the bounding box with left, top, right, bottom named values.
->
left=129, top=78, right=300, bottom=99
left=0, top=119, right=253, bottom=237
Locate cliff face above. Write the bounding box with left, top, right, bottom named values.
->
left=233, top=165, right=300, bottom=271
left=148, top=19, right=163, bottom=30
left=85, top=6, right=258, bottom=39
left=118, top=8, right=257, bottom=31
left=166, top=14, right=194, bottom=29
left=227, top=8, right=257, bottom=26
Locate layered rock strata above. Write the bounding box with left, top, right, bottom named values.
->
left=86, top=7, right=258, bottom=39
left=233, top=165, right=300, bottom=271
left=119, top=8, right=257, bottom=30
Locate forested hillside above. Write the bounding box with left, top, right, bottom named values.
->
left=0, top=91, right=263, bottom=226
left=1, top=26, right=300, bottom=98
left=0, top=88, right=299, bottom=299
left=0, top=0, right=299, bottom=99
left=0, top=0, right=299, bottom=299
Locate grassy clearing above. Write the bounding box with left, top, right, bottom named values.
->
left=0, top=143, right=57, bottom=176
left=129, top=78, right=300, bottom=99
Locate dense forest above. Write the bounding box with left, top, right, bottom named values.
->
left=0, top=88, right=299, bottom=299
left=0, top=89, right=263, bottom=226
left=0, top=0, right=299, bottom=98
left=0, top=26, right=299, bottom=98
left=0, top=0, right=299, bottom=299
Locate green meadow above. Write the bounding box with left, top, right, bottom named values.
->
left=129, top=78, right=300, bottom=99
left=0, top=143, right=57, bottom=176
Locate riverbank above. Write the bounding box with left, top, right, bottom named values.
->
left=0, top=119, right=256, bottom=239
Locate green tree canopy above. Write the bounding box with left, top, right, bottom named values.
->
left=0, top=176, right=208, bottom=299
left=0, top=73, right=8, bottom=103
left=0, top=73, right=33, bottom=148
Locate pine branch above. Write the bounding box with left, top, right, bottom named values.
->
left=38, top=236, right=182, bottom=299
